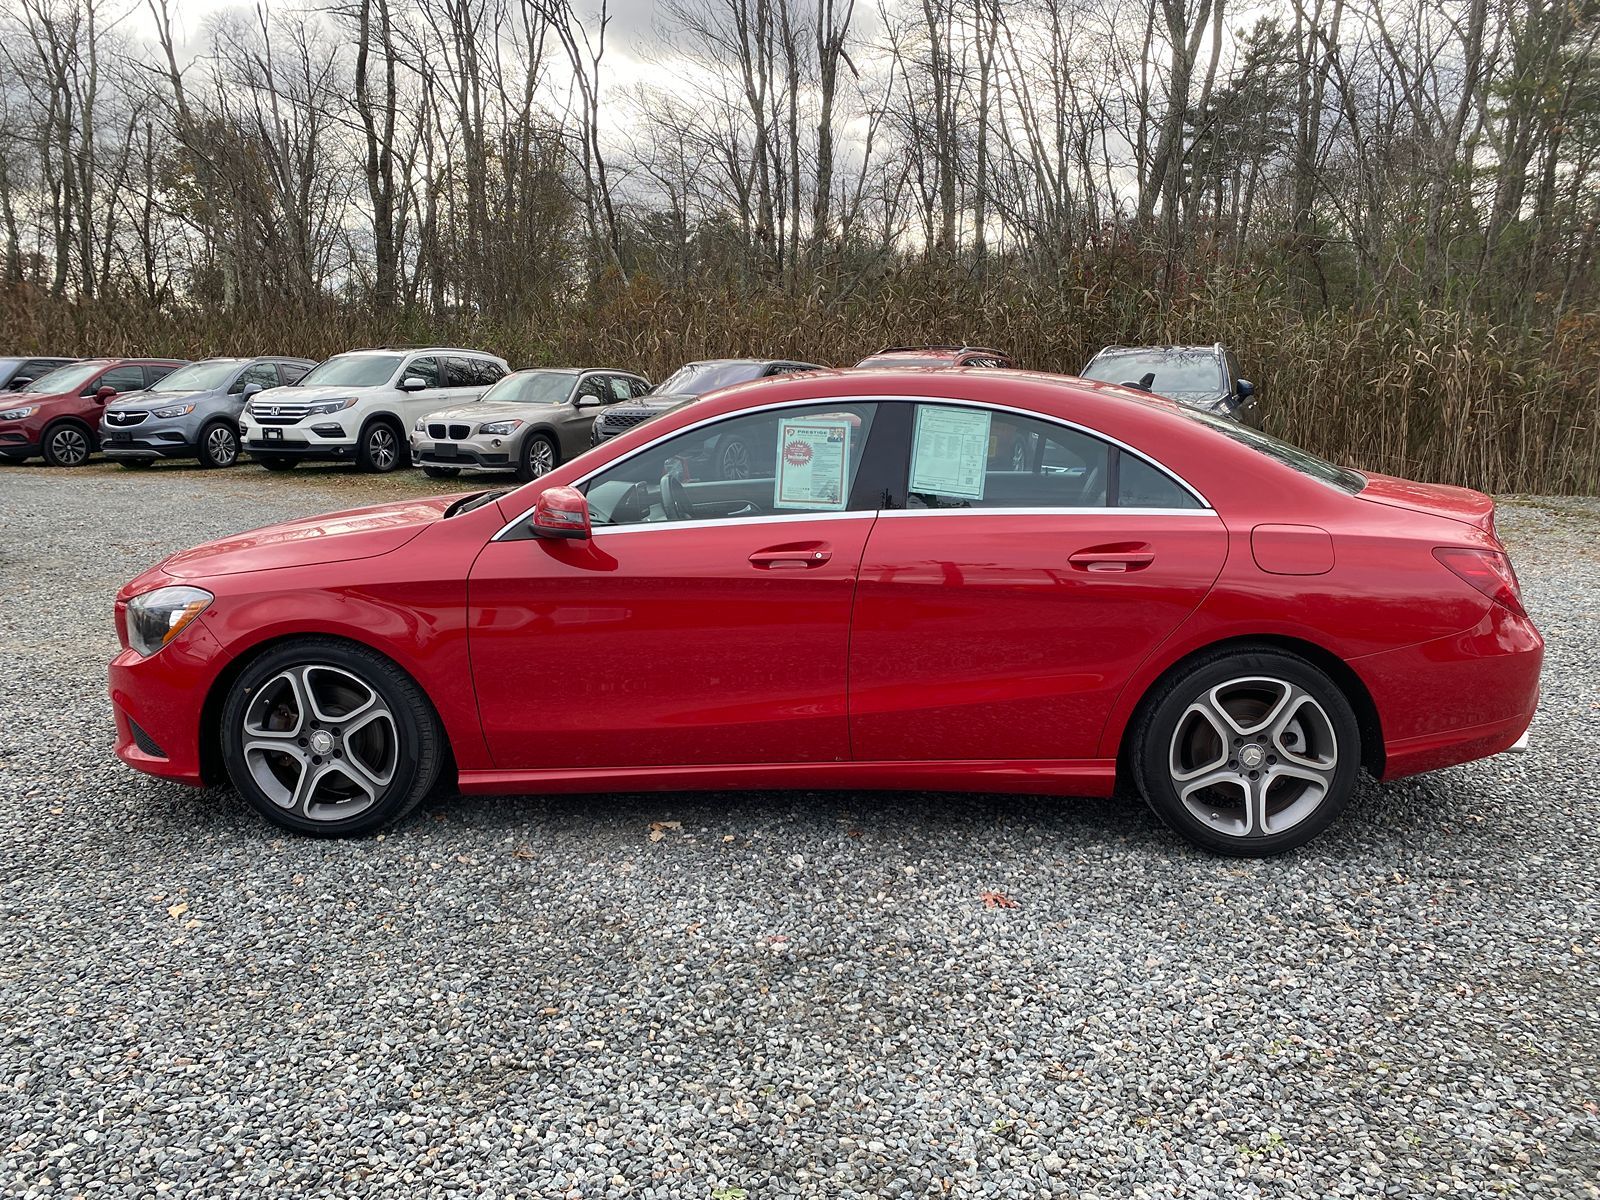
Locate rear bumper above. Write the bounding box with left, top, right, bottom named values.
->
left=1355, top=602, right=1543, bottom=780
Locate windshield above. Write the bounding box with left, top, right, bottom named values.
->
left=481, top=371, right=576, bottom=405
left=149, top=360, right=242, bottom=392
left=655, top=361, right=768, bottom=396
left=297, top=353, right=402, bottom=389
left=1182, top=406, right=1365, bottom=494
left=24, top=362, right=103, bottom=393
left=1083, top=350, right=1224, bottom=395
left=861, top=355, right=953, bottom=368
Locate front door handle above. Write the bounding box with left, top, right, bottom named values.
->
left=750, top=541, right=832, bottom=570
left=1068, top=543, right=1155, bottom=572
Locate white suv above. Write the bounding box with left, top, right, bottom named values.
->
left=239, top=346, right=510, bottom=473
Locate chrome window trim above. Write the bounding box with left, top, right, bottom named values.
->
left=589, top=510, right=875, bottom=537
left=876, top=506, right=1217, bottom=519
left=491, top=393, right=1212, bottom=541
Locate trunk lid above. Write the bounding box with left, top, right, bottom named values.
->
left=1357, top=472, right=1497, bottom=536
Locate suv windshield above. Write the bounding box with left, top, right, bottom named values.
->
left=24, top=362, right=103, bottom=394
left=1183, top=407, right=1365, bottom=494
left=1083, top=350, right=1223, bottom=395
left=149, top=360, right=241, bottom=392
left=297, top=353, right=402, bottom=389
left=655, top=362, right=767, bottom=396
left=482, top=371, right=576, bottom=405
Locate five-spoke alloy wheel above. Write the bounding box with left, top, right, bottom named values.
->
left=1133, top=649, right=1360, bottom=856
left=221, top=639, right=443, bottom=834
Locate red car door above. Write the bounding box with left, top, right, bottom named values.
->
left=847, top=403, right=1228, bottom=763
left=467, top=400, right=884, bottom=770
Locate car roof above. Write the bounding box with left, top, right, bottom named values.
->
left=1092, top=344, right=1225, bottom=357
left=343, top=346, right=502, bottom=356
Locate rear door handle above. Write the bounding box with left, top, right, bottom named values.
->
left=1068, top=544, right=1155, bottom=572
left=750, top=542, right=832, bottom=570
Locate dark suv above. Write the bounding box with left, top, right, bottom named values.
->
left=590, top=359, right=824, bottom=452
left=1079, top=344, right=1258, bottom=426
left=854, top=344, right=1018, bottom=368
left=0, top=356, right=79, bottom=390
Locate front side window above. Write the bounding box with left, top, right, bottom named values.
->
left=575, top=374, right=611, bottom=403
left=99, top=366, right=149, bottom=395
left=583, top=402, right=879, bottom=527
left=298, top=353, right=403, bottom=389
left=235, top=362, right=281, bottom=392
left=406, top=356, right=441, bottom=387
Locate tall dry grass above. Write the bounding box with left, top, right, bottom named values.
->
left=3, top=276, right=1596, bottom=494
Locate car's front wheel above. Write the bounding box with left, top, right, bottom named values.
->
left=515, top=433, right=557, bottom=482
left=41, top=421, right=93, bottom=467
left=196, top=420, right=240, bottom=468
left=220, top=639, right=444, bottom=836
left=357, top=420, right=405, bottom=473
left=1132, top=648, right=1360, bottom=856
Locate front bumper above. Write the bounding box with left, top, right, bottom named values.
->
left=411, top=434, right=514, bottom=472
left=108, top=617, right=230, bottom=787
left=0, top=422, right=41, bottom=459
left=240, top=420, right=357, bottom=461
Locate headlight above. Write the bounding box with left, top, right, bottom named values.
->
left=153, top=403, right=195, bottom=418
left=413, top=417, right=426, bottom=432
left=0, top=405, right=37, bottom=420
left=480, top=419, right=523, bottom=435
left=305, top=397, right=357, bottom=416
left=126, top=586, right=213, bottom=657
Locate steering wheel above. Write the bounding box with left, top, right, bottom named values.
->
left=660, top=472, right=690, bottom=521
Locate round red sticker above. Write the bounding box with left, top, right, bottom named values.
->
left=784, top=439, right=813, bottom=467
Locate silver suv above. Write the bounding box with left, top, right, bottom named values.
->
left=239, top=346, right=509, bottom=472
left=100, top=357, right=314, bottom=469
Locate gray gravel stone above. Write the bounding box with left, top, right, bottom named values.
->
left=0, top=462, right=1596, bottom=1198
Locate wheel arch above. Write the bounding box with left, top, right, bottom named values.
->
left=42, top=414, right=97, bottom=451
left=198, top=631, right=457, bottom=788
left=1115, top=634, right=1385, bottom=780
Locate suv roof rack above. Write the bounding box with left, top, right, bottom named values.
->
left=872, top=343, right=1008, bottom=356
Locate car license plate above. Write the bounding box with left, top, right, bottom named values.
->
left=435, top=443, right=458, bottom=458
left=107, top=432, right=130, bottom=443
left=264, top=428, right=282, bottom=440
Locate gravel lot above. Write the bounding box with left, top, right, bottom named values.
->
left=1, top=459, right=1597, bottom=1199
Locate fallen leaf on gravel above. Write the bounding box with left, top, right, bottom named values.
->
left=981, top=891, right=1018, bottom=909
left=166, top=902, right=189, bottom=919
left=514, top=845, right=535, bottom=860
left=648, top=820, right=682, bottom=842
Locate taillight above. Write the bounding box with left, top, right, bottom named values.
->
left=1433, top=547, right=1526, bottom=617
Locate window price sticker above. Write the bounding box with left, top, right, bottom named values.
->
left=910, top=405, right=990, bottom=499
left=774, top=419, right=852, bottom=510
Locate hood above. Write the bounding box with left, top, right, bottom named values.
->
left=249, top=384, right=365, bottom=408
left=623, top=392, right=695, bottom=411
left=424, top=400, right=531, bottom=422
left=1357, top=472, right=1496, bottom=533
left=160, top=495, right=456, bottom=579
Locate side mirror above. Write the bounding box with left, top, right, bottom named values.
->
left=241, top=383, right=264, bottom=400
left=12, top=377, right=32, bottom=388
left=574, top=392, right=603, bottom=407
left=95, top=385, right=118, bottom=402
left=399, top=375, right=427, bottom=392
left=1235, top=379, right=1255, bottom=400
left=530, top=485, right=591, bottom=540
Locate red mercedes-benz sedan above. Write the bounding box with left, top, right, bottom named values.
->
left=109, top=370, right=1541, bottom=855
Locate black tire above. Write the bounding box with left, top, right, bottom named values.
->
left=256, top=455, right=297, bottom=472
left=514, top=433, right=558, bottom=483
left=356, top=419, right=406, bottom=473
left=219, top=638, right=445, bottom=837
left=1130, top=647, right=1361, bottom=857
left=40, top=421, right=93, bottom=467
left=422, top=465, right=461, bottom=480
left=716, top=436, right=752, bottom=480
left=196, top=419, right=240, bottom=468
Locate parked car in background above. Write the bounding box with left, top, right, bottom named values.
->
left=101, top=357, right=315, bottom=470
left=238, top=346, right=509, bottom=473
left=110, top=368, right=1541, bottom=856
left=0, top=356, right=78, bottom=391
left=590, top=359, right=824, bottom=451
left=854, top=344, right=1018, bottom=368
left=0, top=358, right=186, bottom=467
left=1080, top=344, right=1258, bottom=426
left=412, top=367, right=651, bottom=482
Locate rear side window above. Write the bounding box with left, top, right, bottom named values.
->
left=449, top=356, right=503, bottom=387
left=908, top=406, right=1109, bottom=509
left=1117, top=454, right=1201, bottom=509
left=605, top=376, right=634, bottom=401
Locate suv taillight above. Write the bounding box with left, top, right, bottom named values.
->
left=1433, top=547, right=1526, bottom=618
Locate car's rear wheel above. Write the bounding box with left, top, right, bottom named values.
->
left=422, top=465, right=460, bottom=479
left=220, top=639, right=444, bottom=836
left=41, top=421, right=92, bottom=467
left=1132, top=649, right=1360, bottom=856
left=515, top=433, right=557, bottom=482
left=196, top=420, right=239, bottom=468
left=256, top=454, right=297, bottom=472
left=357, top=420, right=404, bottom=473
left=718, top=436, right=752, bottom=480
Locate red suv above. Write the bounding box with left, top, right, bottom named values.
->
left=0, top=358, right=187, bottom=467
left=854, top=344, right=1018, bottom=368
